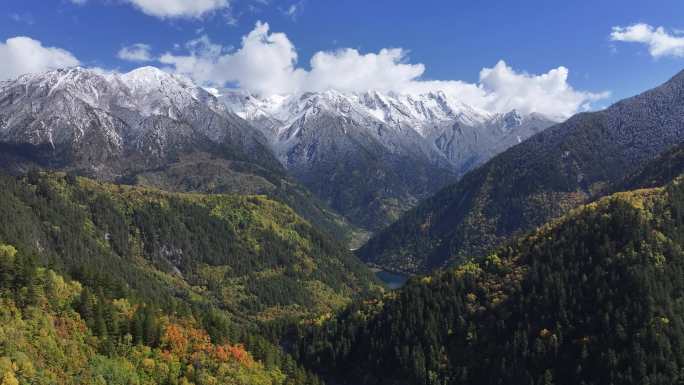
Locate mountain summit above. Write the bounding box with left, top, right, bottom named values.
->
left=0, top=66, right=277, bottom=177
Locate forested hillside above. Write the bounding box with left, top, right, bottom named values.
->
left=359, top=70, right=684, bottom=274
left=0, top=171, right=379, bottom=322
left=125, top=153, right=364, bottom=246
left=0, top=243, right=323, bottom=384
left=0, top=171, right=386, bottom=384
left=295, top=175, right=684, bottom=385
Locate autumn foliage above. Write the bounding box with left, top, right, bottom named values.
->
left=161, top=322, right=255, bottom=367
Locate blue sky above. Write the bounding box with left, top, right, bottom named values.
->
left=2, top=0, right=684, bottom=117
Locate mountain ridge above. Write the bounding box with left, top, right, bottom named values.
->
left=359, top=68, right=684, bottom=274
left=0, top=66, right=556, bottom=238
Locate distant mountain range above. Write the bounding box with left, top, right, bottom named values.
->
left=0, top=66, right=553, bottom=239
left=0, top=66, right=275, bottom=176
left=223, top=89, right=554, bottom=230
left=359, top=69, right=684, bottom=274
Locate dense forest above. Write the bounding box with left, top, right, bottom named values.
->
left=0, top=242, right=326, bottom=384
left=0, top=171, right=379, bottom=320
left=3, top=142, right=684, bottom=385
left=125, top=151, right=365, bottom=246
left=0, top=171, right=382, bottom=384
left=293, top=174, right=684, bottom=385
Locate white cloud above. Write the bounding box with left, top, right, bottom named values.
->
left=160, top=22, right=306, bottom=94
left=398, top=62, right=608, bottom=119
left=125, top=0, right=230, bottom=19
left=118, top=43, right=153, bottom=62
left=0, top=36, right=80, bottom=81
left=161, top=21, right=607, bottom=119
left=476, top=61, right=609, bottom=119
left=69, top=0, right=87, bottom=4
left=306, top=48, right=425, bottom=93
left=611, top=23, right=684, bottom=58
left=225, top=12, right=239, bottom=26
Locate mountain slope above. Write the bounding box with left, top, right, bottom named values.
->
left=360, top=69, right=684, bottom=273
left=295, top=175, right=684, bottom=385
left=0, top=67, right=359, bottom=243
left=0, top=245, right=321, bottom=385
left=0, top=67, right=276, bottom=174
left=620, top=140, right=684, bottom=191
left=0, top=171, right=379, bottom=322
left=224, top=90, right=554, bottom=231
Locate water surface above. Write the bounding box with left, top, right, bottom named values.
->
left=375, top=270, right=409, bottom=289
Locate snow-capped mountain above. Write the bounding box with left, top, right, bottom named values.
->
left=222, top=89, right=555, bottom=175
left=222, top=90, right=555, bottom=230
left=0, top=66, right=276, bottom=179
left=0, top=66, right=554, bottom=234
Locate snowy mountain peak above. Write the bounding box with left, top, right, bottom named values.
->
left=0, top=66, right=262, bottom=166
left=120, top=66, right=198, bottom=92
left=0, top=67, right=120, bottom=110
left=122, top=65, right=168, bottom=79
left=10, top=66, right=94, bottom=85
left=0, top=66, right=220, bottom=113
left=219, top=88, right=556, bottom=175
left=502, top=109, right=523, bottom=130
left=220, top=88, right=537, bottom=138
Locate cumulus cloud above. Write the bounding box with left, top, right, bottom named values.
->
left=161, top=21, right=606, bottom=118
left=306, top=48, right=425, bottom=93
left=160, top=22, right=306, bottom=94
left=0, top=36, right=80, bottom=81
left=118, top=43, right=153, bottom=62
left=398, top=62, right=608, bottom=119
left=125, top=0, right=230, bottom=19
left=477, top=61, right=609, bottom=118
left=611, top=23, right=684, bottom=58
